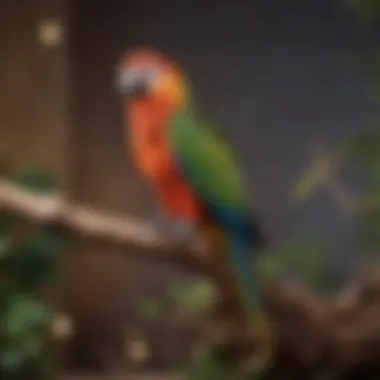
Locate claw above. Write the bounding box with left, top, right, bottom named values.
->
left=150, top=209, right=173, bottom=236
left=170, top=219, right=198, bottom=247
left=150, top=210, right=198, bottom=246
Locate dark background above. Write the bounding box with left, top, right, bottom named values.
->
left=72, top=0, right=373, bottom=271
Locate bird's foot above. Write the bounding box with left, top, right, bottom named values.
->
left=150, top=210, right=173, bottom=236
left=169, top=219, right=199, bottom=248
left=150, top=211, right=198, bottom=247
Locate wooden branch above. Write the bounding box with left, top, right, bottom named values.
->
left=0, top=179, right=214, bottom=274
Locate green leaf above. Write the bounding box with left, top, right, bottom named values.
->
left=2, top=295, right=51, bottom=340
left=0, top=195, right=60, bottom=379
left=170, top=279, right=217, bottom=316
left=1, top=294, right=52, bottom=379
left=137, top=298, right=163, bottom=320
left=258, top=254, right=283, bottom=279
left=0, top=349, right=25, bottom=373
left=5, top=229, right=69, bottom=290
left=0, top=236, right=11, bottom=261
left=0, top=212, right=23, bottom=237
left=183, top=346, right=235, bottom=380
left=359, top=210, right=380, bottom=250
left=341, top=0, right=380, bottom=27
left=13, top=166, right=58, bottom=194
left=266, top=231, right=326, bottom=290
left=349, top=130, right=380, bottom=166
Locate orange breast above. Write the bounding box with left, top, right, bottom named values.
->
left=157, top=177, right=204, bottom=222
left=125, top=101, right=204, bottom=222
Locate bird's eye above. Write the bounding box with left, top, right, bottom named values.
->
left=115, top=65, right=160, bottom=95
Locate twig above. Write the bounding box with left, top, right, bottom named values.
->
left=293, top=141, right=346, bottom=200
left=310, top=142, right=370, bottom=215
left=293, top=140, right=369, bottom=215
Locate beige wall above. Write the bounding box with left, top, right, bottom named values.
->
left=0, top=0, right=70, bottom=185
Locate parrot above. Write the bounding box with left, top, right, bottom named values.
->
left=115, top=48, right=274, bottom=364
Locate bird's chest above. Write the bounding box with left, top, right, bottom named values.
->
left=126, top=103, right=203, bottom=221
left=130, top=128, right=176, bottom=183
left=126, top=104, right=174, bottom=181
left=131, top=131, right=203, bottom=220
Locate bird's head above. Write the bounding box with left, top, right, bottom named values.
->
left=116, top=49, right=189, bottom=118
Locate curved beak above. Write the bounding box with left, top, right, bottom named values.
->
left=116, top=71, right=149, bottom=99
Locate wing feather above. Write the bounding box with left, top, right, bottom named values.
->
left=168, top=109, right=248, bottom=217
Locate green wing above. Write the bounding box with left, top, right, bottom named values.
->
left=168, top=108, right=248, bottom=212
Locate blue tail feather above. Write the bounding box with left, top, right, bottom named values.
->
left=225, top=233, right=261, bottom=315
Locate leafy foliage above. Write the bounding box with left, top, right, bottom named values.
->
left=341, top=0, right=380, bottom=26
left=137, top=278, right=217, bottom=324
left=169, top=279, right=217, bottom=316
left=183, top=346, right=235, bottom=380
left=1, top=167, right=69, bottom=380
left=341, top=1, right=380, bottom=252
left=13, top=165, right=59, bottom=194
left=137, top=297, right=164, bottom=321
left=260, top=231, right=330, bottom=291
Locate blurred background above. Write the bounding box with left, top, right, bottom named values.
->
left=1, top=0, right=380, bottom=378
